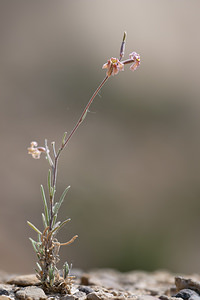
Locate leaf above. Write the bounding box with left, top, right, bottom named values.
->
left=50, top=186, right=55, bottom=198
left=27, top=221, right=42, bottom=235
left=41, top=185, right=49, bottom=225
left=80, top=109, right=88, bottom=123
left=56, top=218, right=71, bottom=233
left=48, top=169, right=51, bottom=194
left=62, top=132, right=67, bottom=146
left=53, top=203, right=59, bottom=214
left=54, top=186, right=70, bottom=216
left=29, top=238, right=38, bottom=253
left=42, top=213, right=47, bottom=229
left=49, top=267, right=54, bottom=286
left=36, top=262, right=42, bottom=271
left=38, top=233, right=41, bottom=243
left=63, top=261, right=69, bottom=279
left=52, top=221, right=61, bottom=231
left=51, top=221, right=61, bottom=235
left=45, top=139, right=53, bottom=167
left=52, top=214, right=57, bottom=228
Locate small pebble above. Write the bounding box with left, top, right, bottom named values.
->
left=138, top=296, right=160, bottom=300
left=61, top=295, right=76, bottom=300
left=15, top=286, right=47, bottom=300
left=78, top=286, right=94, bottom=295
left=8, top=274, right=40, bottom=287
left=73, top=291, right=87, bottom=300
left=0, top=290, right=9, bottom=296
left=174, top=289, right=200, bottom=300
left=87, top=292, right=101, bottom=300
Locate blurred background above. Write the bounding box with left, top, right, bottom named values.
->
left=0, top=0, right=200, bottom=275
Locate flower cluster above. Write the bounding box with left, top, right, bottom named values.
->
left=28, top=141, right=46, bottom=159
left=102, top=42, right=140, bottom=77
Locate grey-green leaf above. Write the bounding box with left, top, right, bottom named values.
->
left=52, top=214, right=57, bottom=228
left=29, top=237, right=38, bottom=253
left=42, top=213, right=47, bottom=229
left=27, top=221, right=42, bottom=235
left=54, top=186, right=70, bottom=216
left=41, top=185, right=49, bottom=225
left=36, top=262, right=42, bottom=271
left=48, top=169, right=51, bottom=194
left=53, top=203, right=59, bottom=214
left=62, top=132, right=67, bottom=146
left=63, top=261, right=69, bottom=279
left=56, top=218, right=71, bottom=233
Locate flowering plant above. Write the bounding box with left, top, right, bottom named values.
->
left=27, top=32, right=140, bottom=294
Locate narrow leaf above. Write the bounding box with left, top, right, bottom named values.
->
left=41, top=185, right=49, bottom=225
left=53, top=203, right=59, bottom=214
left=52, top=141, right=57, bottom=157
left=52, top=221, right=61, bottom=231
left=48, top=169, right=51, bottom=194
left=62, top=132, right=67, bottom=146
left=50, top=186, right=55, bottom=198
left=45, top=139, right=53, bottom=167
left=29, top=237, right=38, bottom=253
left=42, top=213, right=47, bottom=229
left=63, top=262, right=69, bottom=279
left=27, top=221, right=42, bottom=235
left=38, top=233, right=41, bottom=243
left=56, top=218, right=71, bottom=233
left=51, top=221, right=61, bottom=234
left=54, top=186, right=70, bottom=216
left=52, top=214, right=57, bottom=228
left=80, top=109, right=88, bottom=123
left=36, top=262, right=42, bottom=271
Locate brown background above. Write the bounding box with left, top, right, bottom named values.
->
left=0, top=0, right=200, bottom=274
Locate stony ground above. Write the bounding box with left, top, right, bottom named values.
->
left=1, top=269, right=200, bottom=300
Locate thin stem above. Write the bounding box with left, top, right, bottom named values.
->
left=49, top=75, right=109, bottom=230
left=62, top=75, right=109, bottom=152
left=53, top=75, right=109, bottom=184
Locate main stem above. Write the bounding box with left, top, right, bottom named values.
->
left=49, top=75, right=109, bottom=229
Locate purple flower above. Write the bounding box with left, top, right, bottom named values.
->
left=102, top=57, right=124, bottom=77
left=129, top=52, right=140, bottom=72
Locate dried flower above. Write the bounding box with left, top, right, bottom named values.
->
left=28, top=141, right=46, bottom=159
left=129, top=52, right=140, bottom=72
left=102, top=57, right=124, bottom=77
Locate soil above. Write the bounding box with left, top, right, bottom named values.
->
left=1, top=269, right=200, bottom=300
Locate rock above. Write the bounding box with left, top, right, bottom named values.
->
left=3, top=270, right=200, bottom=300
left=0, top=284, right=13, bottom=294
left=61, top=295, right=76, bottom=300
left=62, top=291, right=87, bottom=300
left=174, top=289, right=200, bottom=300
left=7, top=274, right=40, bottom=287
left=78, top=286, right=94, bottom=295
left=137, top=296, right=160, bottom=300
left=0, top=297, right=12, bottom=300
left=86, top=292, right=101, bottom=300
left=175, top=277, right=200, bottom=294
left=73, top=291, right=87, bottom=300
left=0, top=289, right=9, bottom=296
left=15, top=286, right=47, bottom=300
